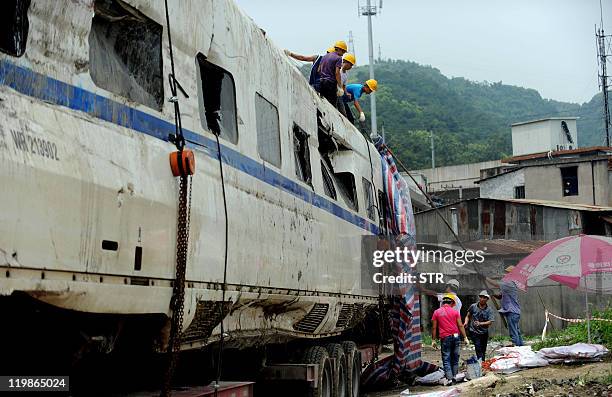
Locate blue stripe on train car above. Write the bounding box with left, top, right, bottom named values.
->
left=0, top=59, right=379, bottom=235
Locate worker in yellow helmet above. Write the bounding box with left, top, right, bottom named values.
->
left=431, top=293, right=469, bottom=385
left=341, top=79, right=377, bottom=124
left=283, top=46, right=340, bottom=93
left=317, top=41, right=348, bottom=108
left=337, top=53, right=356, bottom=118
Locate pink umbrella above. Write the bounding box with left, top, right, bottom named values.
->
left=503, top=234, right=612, bottom=343
left=503, top=235, right=612, bottom=293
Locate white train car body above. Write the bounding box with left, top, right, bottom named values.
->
left=0, top=0, right=383, bottom=350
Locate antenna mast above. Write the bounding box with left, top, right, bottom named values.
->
left=596, top=0, right=611, bottom=146
left=360, top=0, right=381, bottom=138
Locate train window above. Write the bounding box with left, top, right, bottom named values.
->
left=335, top=172, right=358, bottom=211
left=255, top=93, right=281, bottom=167
left=293, top=124, right=312, bottom=185
left=321, top=161, right=336, bottom=200
left=197, top=54, right=238, bottom=143
left=89, top=0, right=163, bottom=110
left=0, top=0, right=31, bottom=57
left=363, top=178, right=376, bottom=221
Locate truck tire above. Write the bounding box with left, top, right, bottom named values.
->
left=324, top=343, right=348, bottom=397
left=303, top=346, right=332, bottom=397
left=341, top=341, right=361, bottom=397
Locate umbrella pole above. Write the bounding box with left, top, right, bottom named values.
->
left=585, top=288, right=591, bottom=344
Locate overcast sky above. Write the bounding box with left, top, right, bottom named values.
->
left=234, top=0, right=612, bottom=104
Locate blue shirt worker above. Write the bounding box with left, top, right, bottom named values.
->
left=464, top=290, right=494, bottom=361
left=487, top=266, right=524, bottom=346
left=342, top=79, right=377, bottom=124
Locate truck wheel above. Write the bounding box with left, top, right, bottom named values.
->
left=303, top=346, right=332, bottom=397
left=341, top=341, right=361, bottom=397
left=324, top=343, right=348, bottom=397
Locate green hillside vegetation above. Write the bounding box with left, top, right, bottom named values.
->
left=302, top=59, right=610, bottom=169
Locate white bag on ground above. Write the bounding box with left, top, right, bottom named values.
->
left=538, top=343, right=609, bottom=361
left=400, top=388, right=460, bottom=397
left=414, top=369, right=445, bottom=385
left=490, top=346, right=548, bottom=373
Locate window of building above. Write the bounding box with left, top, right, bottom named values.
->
left=293, top=124, right=312, bottom=185
left=255, top=93, right=281, bottom=167
left=514, top=185, right=525, bottom=199
left=89, top=0, right=163, bottom=110
left=321, top=160, right=336, bottom=200
left=0, top=0, right=30, bottom=57
left=363, top=178, right=376, bottom=221
left=197, top=54, right=238, bottom=143
left=561, top=166, right=578, bottom=196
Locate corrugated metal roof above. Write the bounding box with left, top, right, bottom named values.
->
left=462, top=239, right=549, bottom=255
left=416, top=197, right=612, bottom=213
left=502, top=146, right=611, bottom=163
left=502, top=198, right=612, bottom=212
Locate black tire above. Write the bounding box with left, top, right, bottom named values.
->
left=324, top=343, right=348, bottom=397
left=341, top=341, right=361, bottom=397
left=303, top=346, right=333, bottom=397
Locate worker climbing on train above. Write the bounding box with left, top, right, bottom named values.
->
left=337, top=53, right=356, bottom=117
left=317, top=40, right=348, bottom=108
left=284, top=46, right=335, bottom=92
left=342, top=79, right=377, bottom=124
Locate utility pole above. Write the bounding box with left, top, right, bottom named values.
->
left=430, top=130, right=435, bottom=169
left=360, top=0, right=380, bottom=138
left=378, top=44, right=382, bottom=62
left=381, top=122, right=386, bottom=143
left=348, top=30, right=355, bottom=55
left=596, top=1, right=611, bottom=146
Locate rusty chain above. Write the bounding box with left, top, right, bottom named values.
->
left=161, top=173, right=192, bottom=397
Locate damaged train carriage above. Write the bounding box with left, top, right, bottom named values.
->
left=0, top=0, right=399, bottom=381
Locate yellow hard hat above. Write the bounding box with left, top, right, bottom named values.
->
left=443, top=293, right=456, bottom=303
left=343, top=53, right=356, bottom=65
left=334, top=40, right=348, bottom=51
left=326, top=46, right=335, bottom=53
left=365, top=79, right=378, bottom=91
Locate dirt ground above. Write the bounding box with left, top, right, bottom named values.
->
left=364, top=344, right=612, bottom=397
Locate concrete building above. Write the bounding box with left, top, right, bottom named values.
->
left=479, top=147, right=612, bottom=206
left=414, top=198, right=612, bottom=335
left=511, top=117, right=578, bottom=156
left=409, top=160, right=501, bottom=206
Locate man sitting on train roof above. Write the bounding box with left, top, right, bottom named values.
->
left=317, top=41, right=348, bottom=108
left=341, top=79, right=377, bottom=124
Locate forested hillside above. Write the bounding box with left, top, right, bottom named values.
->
left=304, top=59, right=609, bottom=169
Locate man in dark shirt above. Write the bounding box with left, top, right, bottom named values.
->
left=464, top=290, right=494, bottom=361
left=318, top=40, right=347, bottom=108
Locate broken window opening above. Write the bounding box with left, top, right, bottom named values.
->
left=363, top=178, right=376, bottom=221
left=316, top=110, right=359, bottom=211
left=321, top=160, right=336, bottom=200
left=197, top=54, right=238, bottom=143
left=561, top=166, right=578, bottom=196
left=255, top=92, right=281, bottom=167
left=0, top=0, right=31, bottom=57
left=514, top=185, right=525, bottom=199
left=293, top=124, right=312, bottom=186
left=89, top=0, right=163, bottom=110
